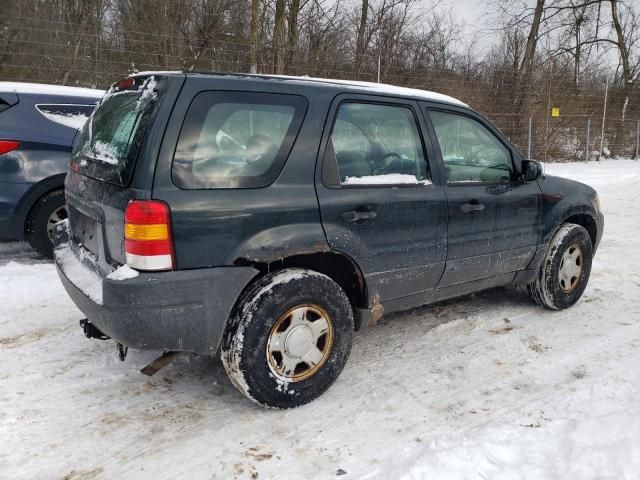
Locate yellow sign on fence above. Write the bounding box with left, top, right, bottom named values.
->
left=551, top=107, right=560, bottom=117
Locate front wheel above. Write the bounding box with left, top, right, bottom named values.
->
left=221, top=268, right=354, bottom=408
left=528, top=223, right=593, bottom=310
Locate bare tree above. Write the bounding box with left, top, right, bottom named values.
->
left=610, top=0, right=640, bottom=117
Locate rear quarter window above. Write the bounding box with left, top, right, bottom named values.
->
left=0, top=99, right=11, bottom=114
left=172, top=91, right=307, bottom=189
left=36, top=104, right=95, bottom=130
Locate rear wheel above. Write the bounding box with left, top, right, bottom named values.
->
left=25, top=189, right=67, bottom=259
left=528, top=223, right=593, bottom=310
left=221, top=268, right=354, bottom=408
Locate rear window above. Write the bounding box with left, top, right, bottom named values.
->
left=71, top=76, right=160, bottom=186
left=36, top=104, right=95, bottom=130
left=172, top=91, right=307, bottom=189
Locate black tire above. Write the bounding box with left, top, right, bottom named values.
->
left=221, top=268, right=354, bottom=409
left=528, top=223, right=593, bottom=310
left=25, top=189, right=67, bottom=259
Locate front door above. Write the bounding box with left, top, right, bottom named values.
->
left=315, top=95, right=448, bottom=303
left=423, top=105, right=541, bottom=287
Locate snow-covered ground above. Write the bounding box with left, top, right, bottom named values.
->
left=1, top=160, right=639, bottom=480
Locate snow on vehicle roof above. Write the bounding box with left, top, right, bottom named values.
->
left=0, top=82, right=104, bottom=99
left=263, top=74, right=468, bottom=107
left=129, top=70, right=467, bottom=107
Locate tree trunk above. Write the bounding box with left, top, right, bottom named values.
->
left=250, top=0, right=259, bottom=73
left=610, top=0, right=631, bottom=86
left=285, top=0, right=301, bottom=73
left=512, top=0, right=545, bottom=137
left=519, top=0, right=545, bottom=78
left=273, top=0, right=286, bottom=74
left=355, top=0, right=369, bottom=74
left=610, top=0, right=635, bottom=155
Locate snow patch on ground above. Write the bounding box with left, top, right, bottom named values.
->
left=1, top=159, right=640, bottom=479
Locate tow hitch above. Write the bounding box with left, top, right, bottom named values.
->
left=79, top=319, right=109, bottom=340
left=116, top=343, right=128, bottom=361
left=79, top=319, right=128, bottom=361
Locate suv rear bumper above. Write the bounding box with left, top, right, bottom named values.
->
left=54, top=242, right=258, bottom=355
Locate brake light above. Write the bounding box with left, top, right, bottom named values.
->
left=124, top=200, right=174, bottom=271
left=114, top=78, right=136, bottom=91
left=0, top=140, right=20, bottom=155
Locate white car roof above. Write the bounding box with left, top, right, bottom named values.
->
left=0, top=82, right=104, bottom=99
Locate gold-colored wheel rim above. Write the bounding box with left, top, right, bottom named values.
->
left=266, top=304, right=334, bottom=382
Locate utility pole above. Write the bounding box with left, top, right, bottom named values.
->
left=599, top=78, right=608, bottom=160
left=636, top=120, right=640, bottom=160
left=527, top=116, right=532, bottom=159
left=585, top=118, right=591, bottom=162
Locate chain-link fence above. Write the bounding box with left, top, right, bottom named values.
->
left=2, top=15, right=639, bottom=162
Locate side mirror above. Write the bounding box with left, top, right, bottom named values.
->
left=521, top=159, right=542, bottom=182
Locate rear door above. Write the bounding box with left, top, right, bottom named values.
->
left=422, top=104, right=541, bottom=287
left=316, top=94, right=448, bottom=303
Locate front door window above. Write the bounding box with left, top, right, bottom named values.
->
left=429, top=111, right=512, bottom=183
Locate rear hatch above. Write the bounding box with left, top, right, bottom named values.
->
left=64, top=73, right=183, bottom=272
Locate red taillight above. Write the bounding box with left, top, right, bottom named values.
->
left=124, top=200, right=174, bottom=271
left=0, top=140, right=20, bottom=155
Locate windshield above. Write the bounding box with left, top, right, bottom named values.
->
left=71, top=76, right=160, bottom=186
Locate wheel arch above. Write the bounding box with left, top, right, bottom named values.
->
left=544, top=203, right=600, bottom=249
left=17, top=173, right=67, bottom=234
left=233, top=250, right=368, bottom=330
left=562, top=212, right=598, bottom=248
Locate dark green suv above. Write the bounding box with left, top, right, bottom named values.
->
left=54, top=72, right=603, bottom=408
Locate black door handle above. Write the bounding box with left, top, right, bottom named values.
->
left=460, top=201, right=485, bottom=214
left=342, top=210, right=377, bottom=222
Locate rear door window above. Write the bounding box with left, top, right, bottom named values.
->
left=72, top=76, right=160, bottom=186
left=328, top=102, right=430, bottom=186
left=172, top=91, right=307, bottom=189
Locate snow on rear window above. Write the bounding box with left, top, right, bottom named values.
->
left=71, top=76, right=160, bottom=186
left=91, top=141, right=119, bottom=165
